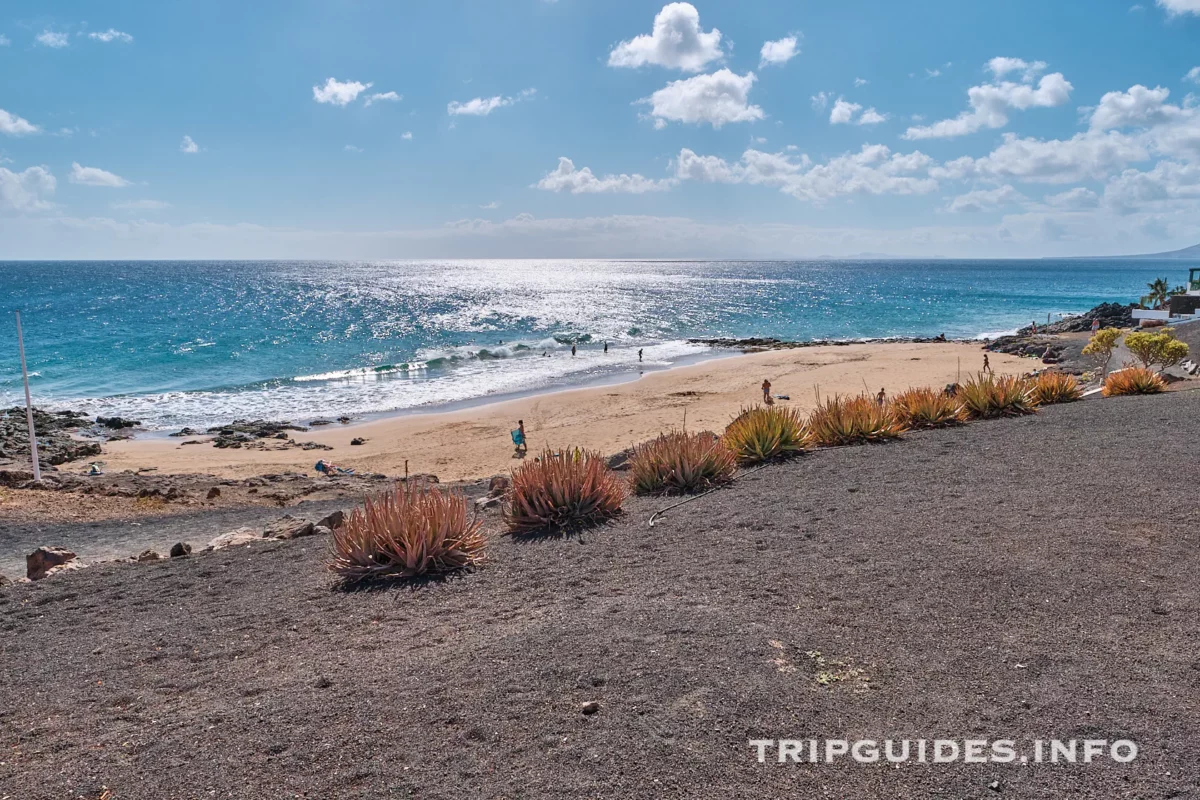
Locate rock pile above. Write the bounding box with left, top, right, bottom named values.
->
left=1015, top=302, right=1136, bottom=336
left=0, top=407, right=101, bottom=470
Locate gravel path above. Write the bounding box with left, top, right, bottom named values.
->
left=2, top=390, right=1199, bottom=798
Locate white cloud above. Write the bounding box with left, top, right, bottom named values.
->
left=0, top=166, right=55, bottom=211
left=945, top=185, right=1027, bottom=213
left=0, top=34, right=10, bottom=46
left=811, top=91, right=831, bottom=111
left=180, top=135, right=200, bottom=154
left=0, top=109, right=40, bottom=136
left=88, top=29, right=133, bottom=43
left=986, top=57, right=1047, bottom=81
left=904, top=67, right=1072, bottom=140
left=364, top=91, right=402, bottom=107
left=925, top=68, right=941, bottom=78
left=759, top=36, right=799, bottom=68
left=36, top=30, right=70, bottom=48
left=854, top=77, right=868, bottom=87
left=857, top=108, right=888, bottom=125
left=1103, top=160, right=1200, bottom=213
left=829, top=98, right=886, bottom=125
left=344, top=144, right=363, bottom=153
left=934, top=130, right=1147, bottom=184
left=641, top=69, right=763, bottom=129
left=830, top=98, right=861, bottom=124
left=1043, top=187, right=1100, bottom=210
left=313, top=78, right=372, bottom=107
left=402, top=131, right=413, bottom=140
left=112, top=199, right=171, bottom=211
left=480, top=201, right=500, bottom=209
left=448, top=89, right=534, bottom=116
left=534, top=157, right=676, bottom=194
left=1157, top=0, right=1200, bottom=14
left=674, top=144, right=937, bottom=203
left=1088, top=85, right=1183, bottom=130
left=608, top=2, right=723, bottom=72
left=69, top=162, right=130, bottom=187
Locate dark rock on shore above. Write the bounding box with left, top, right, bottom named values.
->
left=1, top=407, right=102, bottom=469
left=169, top=427, right=202, bottom=437
left=1016, top=302, right=1135, bottom=336
left=26, top=546, right=80, bottom=580
left=688, top=335, right=950, bottom=350
left=96, top=416, right=141, bottom=430
left=169, top=542, right=192, bottom=558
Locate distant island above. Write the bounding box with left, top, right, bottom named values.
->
left=1071, top=243, right=1200, bottom=260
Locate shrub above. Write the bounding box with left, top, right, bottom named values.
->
left=329, top=483, right=485, bottom=582
left=1124, top=330, right=1189, bottom=372
left=1082, top=327, right=1121, bottom=377
left=722, top=405, right=806, bottom=464
left=892, top=387, right=962, bottom=428
left=1102, top=366, right=1166, bottom=396
left=506, top=448, right=626, bottom=533
left=1029, top=371, right=1083, bottom=405
left=957, top=373, right=1038, bottom=419
left=629, top=430, right=736, bottom=495
left=806, top=395, right=908, bottom=447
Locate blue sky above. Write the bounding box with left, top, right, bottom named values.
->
left=3, top=0, right=1200, bottom=258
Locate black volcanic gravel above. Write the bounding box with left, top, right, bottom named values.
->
left=2, top=390, right=1199, bottom=799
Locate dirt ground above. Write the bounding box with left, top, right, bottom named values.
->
left=1, top=390, right=1198, bottom=799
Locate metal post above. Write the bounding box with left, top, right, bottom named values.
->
left=15, top=311, right=41, bottom=481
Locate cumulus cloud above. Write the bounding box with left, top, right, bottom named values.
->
left=180, top=135, right=200, bottom=154
left=1103, top=160, right=1200, bottom=213
left=640, top=69, right=763, bottom=129
left=854, top=77, right=868, bottom=87
left=69, top=162, right=130, bottom=187
left=313, top=78, right=372, bottom=107
left=1157, top=0, right=1200, bottom=14
left=608, top=2, right=723, bottom=72
left=829, top=98, right=886, bottom=125
left=1088, top=85, right=1184, bottom=130
left=811, top=92, right=831, bottom=111
left=448, top=89, right=534, bottom=116
left=829, top=98, right=861, bottom=124
left=0, top=109, right=40, bottom=136
left=88, top=29, right=133, bottom=43
left=402, top=131, right=413, bottom=140
left=945, top=185, right=1027, bottom=213
left=0, top=34, right=10, bottom=46
left=364, top=91, right=402, bottom=107
left=1187, top=67, right=1200, bottom=85
left=35, top=30, right=70, bottom=48
left=933, top=130, right=1147, bottom=184
left=759, top=36, right=799, bottom=68
left=534, top=157, right=676, bottom=194
left=0, top=166, right=56, bottom=211
left=903, top=62, right=1072, bottom=140
left=673, top=144, right=937, bottom=203
left=986, top=57, right=1047, bottom=81
left=1043, top=187, right=1100, bottom=210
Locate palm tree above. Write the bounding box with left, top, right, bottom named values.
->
left=1146, top=277, right=1170, bottom=309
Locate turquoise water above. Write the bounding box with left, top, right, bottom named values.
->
left=0, top=259, right=1188, bottom=429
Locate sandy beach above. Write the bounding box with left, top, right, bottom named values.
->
left=95, top=341, right=1027, bottom=482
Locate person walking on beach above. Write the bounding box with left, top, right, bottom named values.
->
left=983, top=353, right=991, bottom=373
left=1091, top=318, right=1100, bottom=335
left=603, top=341, right=608, bottom=354
left=571, top=344, right=577, bottom=357
left=876, top=387, right=887, bottom=407
left=638, top=348, right=643, bottom=362
left=1030, top=321, right=1038, bottom=335
left=762, top=378, right=772, bottom=403
left=513, top=419, right=528, bottom=454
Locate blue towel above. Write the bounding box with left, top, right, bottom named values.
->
left=511, top=429, right=525, bottom=445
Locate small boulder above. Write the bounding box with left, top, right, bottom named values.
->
left=27, top=546, right=78, bottom=581
left=207, top=526, right=261, bottom=550
left=263, top=514, right=315, bottom=540
left=581, top=701, right=601, bottom=715
left=488, top=475, right=511, bottom=497
left=350, top=437, right=366, bottom=446
left=606, top=449, right=633, bottom=471
left=169, top=542, right=193, bottom=558
left=316, top=509, right=345, bottom=530
left=206, top=487, right=221, bottom=500
left=41, top=561, right=87, bottom=580
left=136, top=549, right=162, bottom=562
left=0, top=573, right=9, bottom=586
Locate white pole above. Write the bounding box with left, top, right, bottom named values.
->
left=15, top=311, right=41, bottom=481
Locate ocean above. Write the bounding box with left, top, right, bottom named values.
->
left=0, top=259, right=1188, bottom=430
